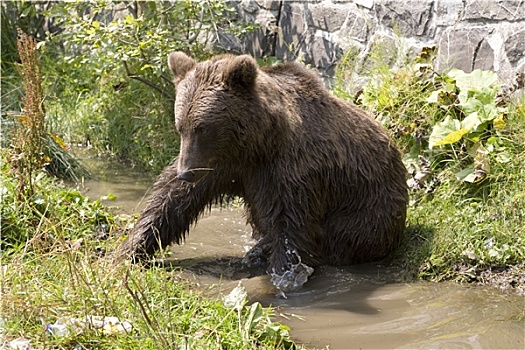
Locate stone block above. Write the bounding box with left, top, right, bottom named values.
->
left=375, top=0, right=434, bottom=37
left=354, top=0, right=374, bottom=9
left=437, top=27, right=494, bottom=73
left=240, top=28, right=262, bottom=58
left=464, top=0, right=525, bottom=21
left=241, top=0, right=259, bottom=14
left=309, top=3, right=349, bottom=32
left=435, top=0, right=464, bottom=26
left=504, top=29, right=525, bottom=65
left=361, top=33, right=399, bottom=70
left=214, top=32, right=243, bottom=54
left=303, top=32, right=341, bottom=73
left=338, top=8, right=371, bottom=43
left=254, top=0, right=281, bottom=12
left=276, top=2, right=309, bottom=61
left=474, top=36, right=496, bottom=71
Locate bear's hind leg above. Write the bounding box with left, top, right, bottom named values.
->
left=323, top=207, right=405, bottom=265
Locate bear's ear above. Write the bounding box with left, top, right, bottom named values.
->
left=168, top=51, right=196, bottom=85
left=222, top=55, right=258, bottom=89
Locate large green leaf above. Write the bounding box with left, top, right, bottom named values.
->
left=448, top=69, right=499, bottom=104
left=461, top=90, right=500, bottom=122
left=460, top=112, right=481, bottom=131
left=429, top=116, right=469, bottom=148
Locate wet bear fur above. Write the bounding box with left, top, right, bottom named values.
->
left=118, top=52, right=409, bottom=291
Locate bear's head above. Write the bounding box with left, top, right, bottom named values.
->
left=167, top=51, right=262, bottom=183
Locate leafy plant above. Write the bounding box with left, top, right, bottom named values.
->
left=222, top=282, right=295, bottom=348
left=38, top=0, right=251, bottom=172
left=0, top=150, right=111, bottom=251
left=334, top=41, right=525, bottom=287
left=427, top=69, right=509, bottom=183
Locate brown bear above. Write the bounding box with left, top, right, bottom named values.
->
left=117, top=51, right=408, bottom=293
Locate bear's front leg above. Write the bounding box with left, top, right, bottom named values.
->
left=244, top=185, right=318, bottom=293
left=268, top=237, right=315, bottom=294
left=242, top=226, right=315, bottom=292
left=116, top=160, right=214, bottom=263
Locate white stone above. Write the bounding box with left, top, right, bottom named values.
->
left=355, top=0, right=374, bottom=9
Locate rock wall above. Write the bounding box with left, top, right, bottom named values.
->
left=229, top=0, right=524, bottom=83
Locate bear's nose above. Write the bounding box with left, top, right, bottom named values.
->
left=177, top=169, right=210, bottom=183
left=177, top=170, right=197, bottom=182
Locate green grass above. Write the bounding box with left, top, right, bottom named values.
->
left=402, top=114, right=525, bottom=282
left=2, top=252, right=295, bottom=349
left=0, top=154, right=298, bottom=349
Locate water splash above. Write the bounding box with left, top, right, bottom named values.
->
left=271, top=252, right=314, bottom=296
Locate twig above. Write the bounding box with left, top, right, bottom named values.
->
left=123, top=61, right=173, bottom=100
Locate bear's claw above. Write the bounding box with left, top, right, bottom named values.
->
left=242, top=245, right=269, bottom=268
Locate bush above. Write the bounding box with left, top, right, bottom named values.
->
left=334, top=42, right=525, bottom=283
left=40, top=0, right=252, bottom=172
left=0, top=150, right=112, bottom=252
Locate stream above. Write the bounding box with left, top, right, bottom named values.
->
left=78, top=155, right=524, bottom=350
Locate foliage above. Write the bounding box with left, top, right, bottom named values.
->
left=0, top=150, right=111, bottom=252
left=47, top=0, right=245, bottom=81
left=334, top=42, right=525, bottom=284
left=427, top=69, right=501, bottom=147
left=335, top=43, right=522, bottom=186
left=37, top=0, right=251, bottom=172
left=402, top=112, right=525, bottom=283
left=1, top=1, right=58, bottom=112
left=0, top=156, right=298, bottom=349
left=426, top=69, right=510, bottom=183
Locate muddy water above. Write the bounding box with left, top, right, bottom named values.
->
left=159, top=210, right=525, bottom=350
left=75, top=154, right=155, bottom=213
left=79, top=157, right=524, bottom=350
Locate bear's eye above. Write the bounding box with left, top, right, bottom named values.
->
left=194, top=125, right=206, bottom=135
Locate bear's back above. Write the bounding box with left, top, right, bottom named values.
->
left=261, top=61, right=394, bottom=161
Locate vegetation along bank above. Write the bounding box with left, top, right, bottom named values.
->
left=1, top=1, right=524, bottom=348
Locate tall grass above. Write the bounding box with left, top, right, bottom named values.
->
left=9, top=30, right=47, bottom=197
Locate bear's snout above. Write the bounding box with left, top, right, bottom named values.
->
left=177, top=169, right=212, bottom=183
left=177, top=170, right=198, bottom=182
